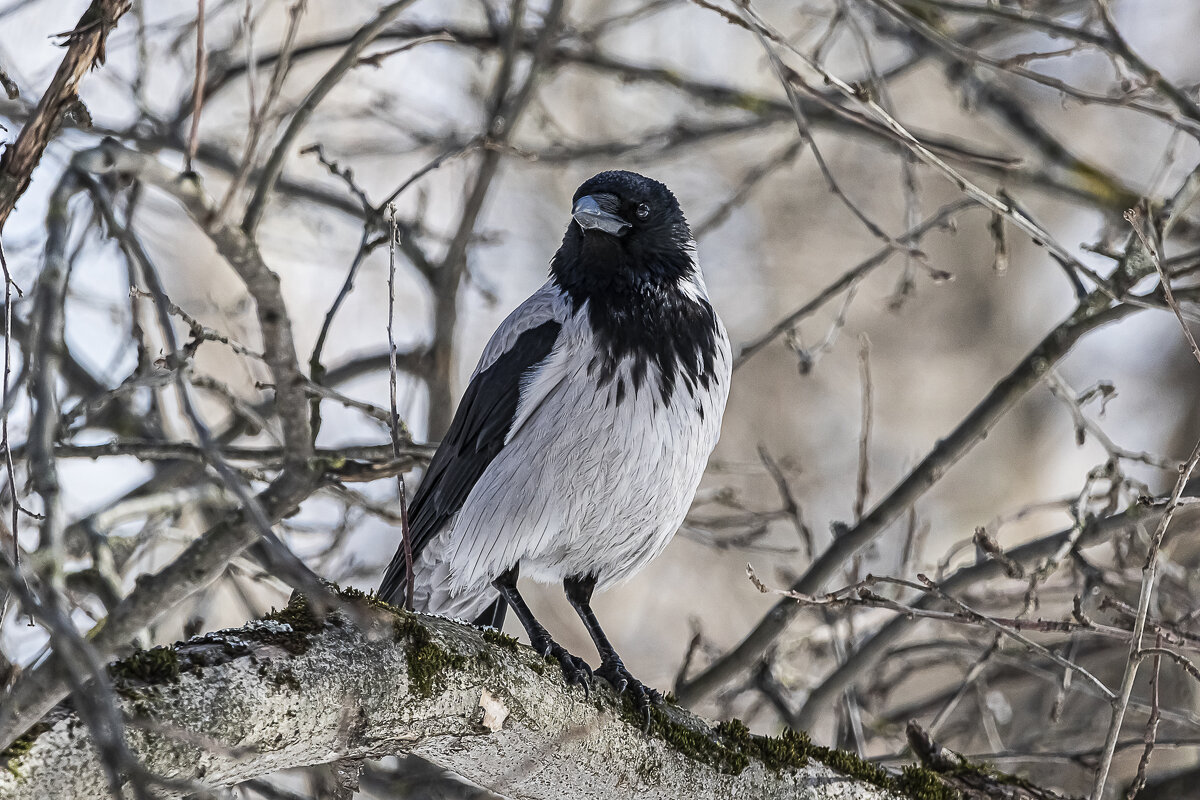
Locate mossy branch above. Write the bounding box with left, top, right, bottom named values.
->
left=0, top=592, right=956, bottom=799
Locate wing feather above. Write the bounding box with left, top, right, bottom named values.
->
left=378, top=287, right=566, bottom=604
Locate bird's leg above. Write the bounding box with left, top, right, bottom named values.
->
left=564, top=574, right=662, bottom=724
left=492, top=565, right=591, bottom=692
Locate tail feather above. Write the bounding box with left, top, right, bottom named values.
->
left=378, top=545, right=410, bottom=607
left=472, top=597, right=508, bottom=629
left=380, top=546, right=509, bottom=630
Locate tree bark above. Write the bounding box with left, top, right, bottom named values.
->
left=0, top=0, right=131, bottom=230
left=0, top=594, right=912, bottom=799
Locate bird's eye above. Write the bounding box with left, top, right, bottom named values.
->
left=635, top=203, right=650, bottom=220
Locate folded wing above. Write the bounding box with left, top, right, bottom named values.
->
left=378, top=287, right=565, bottom=605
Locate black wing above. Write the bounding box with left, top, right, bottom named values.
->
left=379, top=319, right=562, bottom=605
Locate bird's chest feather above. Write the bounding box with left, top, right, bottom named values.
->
left=581, top=282, right=723, bottom=409
left=448, top=283, right=731, bottom=591
left=561, top=287, right=728, bottom=428
left=535, top=297, right=730, bottom=559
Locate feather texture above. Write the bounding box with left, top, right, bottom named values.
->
left=397, top=277, right=730, bottom=622
left=377, top=299, right=562, bottom=607
left=379, top=170, right=731, bottom=633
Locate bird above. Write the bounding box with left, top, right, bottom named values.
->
left=379, top=170, right=731, bottom=713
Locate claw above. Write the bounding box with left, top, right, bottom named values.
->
left=596, top=658, right=663, bottom=730
left=544, top=641, right=593, bottom=696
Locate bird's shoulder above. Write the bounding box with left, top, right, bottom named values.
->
left=472, top=282, right=571, bottom=378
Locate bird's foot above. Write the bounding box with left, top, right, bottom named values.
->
left=535, top=638, right=592, bottom=695
left=596, top=657, right=662, bottom=730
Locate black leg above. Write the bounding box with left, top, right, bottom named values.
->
left=492, top=566, right=591, bottom=692
left=564, top=574, right=662, bottom=726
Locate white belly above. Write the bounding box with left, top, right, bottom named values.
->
left=415, top=307, right=731, bottom=616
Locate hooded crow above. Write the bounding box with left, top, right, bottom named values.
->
left=380, top=170, right=731, bottom=712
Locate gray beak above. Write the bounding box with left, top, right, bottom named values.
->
left=572, top=194, right=630, bottom=237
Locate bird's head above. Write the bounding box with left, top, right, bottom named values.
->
left=551, top=171, right=696, bottom=301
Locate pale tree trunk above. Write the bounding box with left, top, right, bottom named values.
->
left=0, top=595, right=914, bottom=800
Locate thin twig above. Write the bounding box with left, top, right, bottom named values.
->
left=734, top=200, right=974, bottom=368
left=1125, top=636, right=1162, bottom=800
left=184, top=0, right=207, bottom=173
left=242, top=0, right=418, bottom=236
left=0, top=239, right=19, bottom=568
left=757, top=445, right=813, bottom=559
left=1045, top=368, right=1172, bottom=469
left=735, top=0, right=1113, bottom=298
left=1090, top=200, right=1200, bottom=796
left=853, top=334, right=872, bottom=524
left=1133, top=207, right=1200, bottom=364
left=387, top=206, right=414, bottom=611
left=749, top=566, right=1117, bottom=698
left=744, top=12, right=910, bottom=254
left=678, top=296, right=1144, bottom=705
left=1091, top=438, right=1200, bottom=798
left=214, top=0, right=306, bottom=223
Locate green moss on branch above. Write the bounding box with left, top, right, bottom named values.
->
left=633, top=711, right=957, bottom=799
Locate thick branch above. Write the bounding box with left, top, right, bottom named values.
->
left=0, top=0, right=130, bottom=229
left=0, top=473, right=320, bottom=752
left=0, top=598, right=914, bottom=800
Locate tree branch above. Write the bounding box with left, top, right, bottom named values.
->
left=0, top=0, right=130, bottom=229
left=0, top=472, right=320, bottom=751
left=677, top=298, right=1143, bottom=704
left=241, top=0, right=418, bottom=236
left=0, top=596, right=923, bottom=800
left=73, top=138, right=313, bottom=471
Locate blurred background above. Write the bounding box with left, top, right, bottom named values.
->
left=3, top=0, right=1200, bottom=796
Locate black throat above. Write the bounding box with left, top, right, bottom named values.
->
left=551, top=233, right=720, bottom=406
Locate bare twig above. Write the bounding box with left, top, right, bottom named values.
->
left=853, top=334, right=872, bottom=524
left=735, top=200, right=974, bottom=368
left=757, top=445, right=813, bottom=559
left=387, top=206, right=414, bottom=610
left=791, top=498, right=1170, bottom=729
left=214, top=0, right=306, bottom=223
left=242, top=0, right=418, bottom=235
left=1133, top=207, right=1200, bottom=364
left=734, top=0, right=1113, bottom=297
left=184, top=0, right=207, bottom=172
left=75, top=140, right=313, bottom=464
left=1090, top=199, right=1200, bottom=795
left=678, top=297, right=1144, bottom=705
left=1090, top=438, right=1200, bottom=797
left=1125, top=637, right=1163, bottom=800
left=0, top=239, right=19, bottom=568
left=747, top=566, right=1132, bottom=696
left=1045, top=368, right=1172, bottom=469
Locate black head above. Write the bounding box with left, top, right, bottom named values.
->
left=548, top=171, right=719, bottom=407
left=550, top=171, right=695, bottom=303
